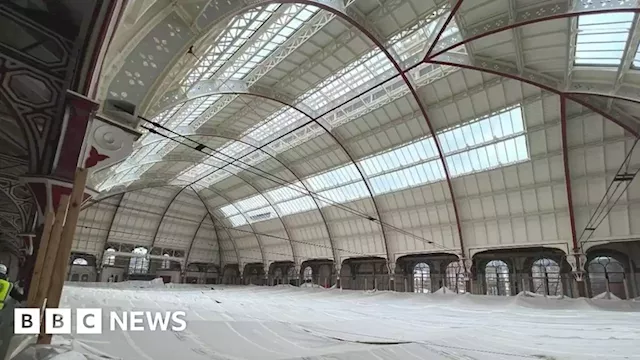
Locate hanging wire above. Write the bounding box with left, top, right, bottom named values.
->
left=136, top=114, right=454, bottom=253
left=578, top=138, right=640, bottom=248
left=78, top=201, right=383, bottom=260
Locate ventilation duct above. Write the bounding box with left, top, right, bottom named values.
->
left=102, top=99, right=140, bottom=129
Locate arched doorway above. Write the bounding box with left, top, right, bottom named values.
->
left=445, top=261, right=466, bottom=293
left=588, top=256, right=626, bottom=299
left=413, top=262, right=431, bottom=293
left=485, top=260, right=510, bottom=296
left=72, top=258, right=88, bottom=265
left=103, top=248, right=116, bottom=266
left=303, top=266, right=313, bottom=283
left=531, top=258, right=562, bottom=296
left=273, top=268, right=283, bottom=285
left=128, top=247, right=149, bottom=274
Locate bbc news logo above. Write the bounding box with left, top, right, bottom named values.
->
left=15, top=309, right=187, bottom=334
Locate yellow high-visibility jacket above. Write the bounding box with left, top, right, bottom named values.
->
left=0, top=279, right=13, bottom=310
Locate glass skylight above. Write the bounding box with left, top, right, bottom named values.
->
left=370, top=159, right=444, bottom=195
left=221, top=5, right=318, bottom=80
left=215, top=106, right=529, bottom=227
left=99, top=4, right=461, bottom=193
left=220, top=204, right=239, bottom=217
left=181, top=5, right=280, bottom=91
left=228, top=214, right=248, bottom=227
left=575, top=13, right=635, bottom=66
left=390, top=5, right=456, bottom=65
left=169, top=13, right=463, bottom=192
left=276, top=196, right=316, bottom=216
left=306, top=164, right=361, bottom=192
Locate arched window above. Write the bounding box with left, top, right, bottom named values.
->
left=103, top=248, right=116, bottom=266
left=72, top=258, right=88, bottom=266
left=161, top=254, right=170, bottom=269
left=413, top=262, right=431, bottom=293
left=588, top=256, right=626, bottom=299
left=445, top=261, right=466, bottom=293
left=303, top=266, right=313, bottom=282
left=485, top=260, right=510, bottom=296
left=531, top=258, right=562, bottom=296
left=129, top=247, right=149, bottom=274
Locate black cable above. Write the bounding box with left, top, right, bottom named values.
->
left=84, top=196, right=202, bottom=224
left=577, top=138, right=638, bottom=243
left=578, top=139, right=639, bottom=247
left=139, top=119, right=448, bottom=251
left=78, top=214, right=377, bottom=259
left=582, top=139, right=638, bottom=231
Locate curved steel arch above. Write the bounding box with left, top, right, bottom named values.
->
left=303, top=0, right=467, bottom=259
left=185, top=213, right=208, bottom=265
left=105, top=0, right=452, bottom=263
left=422, top=57, right=640, bottom=265
left=426, top=57, right=640, bottom=138
left=110, top=87, right=391, bottom=263
left=82, top=184, right=181, bottom=211
left=150, top=180, right=267, bottom=266
left=163, top=90, right=390, bottom=263
left=564, top=91, right=640, bottom=106
left=97, top=193, right=125, bottom=265
left=427, top=5, right=640, bottom=61
left=182, top=134, right=338, bottom=264
left=104, top=0, right=640, bottom=264
left=211, top=220, right=224, bottom=268
left=152, top=79, right=319, bottom=119
left=88, top=133, right=340, bottom=265
left=148, top=188, right=188, bottom=249
left=188, top=187, right=241, bottom=266
left=195, top=177, right=284, bottom=265
left=88, top=184, right=240, bottom=267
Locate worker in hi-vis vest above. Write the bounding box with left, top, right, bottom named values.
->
left=0, top=264, right=25, bottom=310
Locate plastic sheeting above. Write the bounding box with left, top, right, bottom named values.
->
left=11, top=340, right=119, bottom=360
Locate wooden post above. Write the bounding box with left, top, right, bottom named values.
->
left=26, top=209, right=55, bottom=308
left=39, top=168, right=88, bottom=344
left=32, top=197, right=69, bottom=309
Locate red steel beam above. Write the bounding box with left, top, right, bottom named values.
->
left=428, top=8, right=640, bottom=60
left=427, top=59, right=640, bottom=138
left=560, top=95, right=579, bottom=252
left=313, top=3, right=468, bottom=258
left=564, top=92, right=640, bottom=105
left=424, top=0, right=464, bottom=60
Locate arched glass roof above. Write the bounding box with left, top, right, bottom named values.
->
left=79, top=0, right=640, bottom=269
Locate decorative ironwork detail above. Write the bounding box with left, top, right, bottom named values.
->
left=576, top=0, right=636, bottom=10
left=107, top=12, right=194, bottom=105
left=0, top=176, right=35, bottom=238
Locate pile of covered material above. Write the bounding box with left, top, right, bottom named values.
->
left=10, top=340, right=119, bottom=360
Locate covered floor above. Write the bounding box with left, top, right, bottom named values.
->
left=0, top=0, right=640, bottom=336
left=58, top=283, right=640, bottom=360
